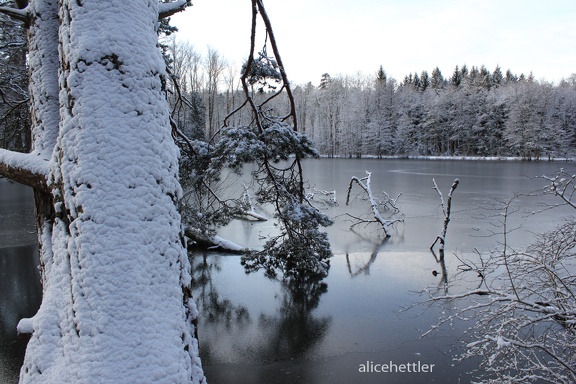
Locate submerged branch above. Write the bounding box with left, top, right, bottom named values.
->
left=346, top=171, right=403, bottom=237
left=430, top=178, right=459, bottom=251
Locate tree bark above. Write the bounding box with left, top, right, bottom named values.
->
left=0, top=1, right=204, bottom=382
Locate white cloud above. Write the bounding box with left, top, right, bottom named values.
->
left=172, top=0, right=576, bottom=85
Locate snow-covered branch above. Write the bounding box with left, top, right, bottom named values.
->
left=345, top=171, right=403, bottom=237
left=430, top=178, right=459, bottom=252
left=0, top=149, right=49, bottom=192
left=158, top=0, right=190, bottom=19
left=540, top=168, right=576, bottom=210
left=239, top=185, right=267, bottom=221
left=417, top=192, right=576, bottom=383
left=306, top=187, right=338, bottom=207
left=0, top=5, right=29, bottom=22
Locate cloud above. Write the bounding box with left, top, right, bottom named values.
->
left=172, top=0, right=576, bottom=85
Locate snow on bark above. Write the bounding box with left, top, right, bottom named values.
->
left=28, top=0, right=60, bottom=157
left=0, top=148, right=49, bottom=191
left=19, top=0, right=205, bottom=383
left=158, top=0, right=189, bottom=19
left=0, top=4, right=29, bottom=21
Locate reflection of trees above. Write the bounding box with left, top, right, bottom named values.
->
left=192, top=249, right=332, bottom=365
left=254, top=274, right=331, bottom=361
left=430, top=249, right=448, bottom=293
left=189, top=251, right=251, bottom=329
left=0, top=245, right=42, bottom=379
left=345, top=238, right=388, bottom=277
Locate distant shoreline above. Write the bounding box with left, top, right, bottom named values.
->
left=318, top=155, right=575, bottom=162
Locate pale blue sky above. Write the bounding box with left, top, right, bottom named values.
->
left=171, top=0, right=576, bottom=85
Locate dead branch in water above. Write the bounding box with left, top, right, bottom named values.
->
left=430, top=178, right=459, bottom=252
left=345, top=170, right=403, bottom=237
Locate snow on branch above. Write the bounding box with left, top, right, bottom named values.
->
left=239, top=185, right=267, bottom=221
left=430, top=178, right=459, bottom=252
left=0, top=149, right=50, bottom=192
left=345, top=170, right=403, bottom=237
left=306, top=187, right=338, bottom=207
left=158, top=0, right=190, bottom=19
left=540, top=168, right=576, bottom=210
left=415, top=193, right=576, bottom=383
left=0, top=5, right=29, bottom=22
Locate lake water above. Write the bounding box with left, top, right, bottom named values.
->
left=0, top=159, right=572, bottom=383
left=0, top=179, right=40, bottom=384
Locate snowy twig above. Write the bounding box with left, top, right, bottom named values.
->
left=307, top=187, right=338, bottom=206
left=417, top=192, right=576, bottom=383
left=540, top=168, right=576, bottom=210
left=239, top=185, right=267, bottom=221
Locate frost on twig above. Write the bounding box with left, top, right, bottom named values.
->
left=538, top=167, right=576, bottom=210
left=430, top=178, right=459, bottom=252
left=345, top=170, right=403, bottom=237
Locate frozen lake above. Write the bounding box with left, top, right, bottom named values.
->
left=0, top=159, right=572, bottom=383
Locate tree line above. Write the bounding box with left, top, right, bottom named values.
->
left=162, top=42, right=576, bottom=160
left=4, top=34, right=576, bottom=161
left=305, top=66, right=576, bottom=159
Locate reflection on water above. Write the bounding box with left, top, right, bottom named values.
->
left=0, top=179, right=41, bottom=384
left=0, top=160, right=572, bottom=383
left=190, top=252, right=331, bottom=368
left=193, top=159, right=570, bottom=383
left=193, top=249, right=481, bottom=384
left=0, top=245, right=41, bottom=384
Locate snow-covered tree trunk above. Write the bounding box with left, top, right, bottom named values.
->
left=0, top=0, right=205, bottom=383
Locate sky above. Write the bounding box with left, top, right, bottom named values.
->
left=170, top=0, right=576, bottom=86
